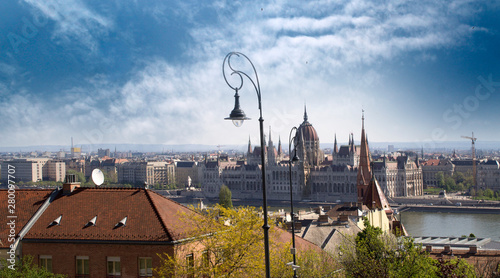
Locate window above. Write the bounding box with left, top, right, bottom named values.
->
left=40, top=255, right=52, bottom=272
left=202, top=251, right=210, bottom=268
left=76, top=256, right=89, bottom=278
left=107, top=257, right=121, bottom=277
left=186, top=253, right=194, bottom=278
left=138, top=257, right=152, bottom=277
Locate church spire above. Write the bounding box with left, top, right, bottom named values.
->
left=247, top=135, right=252, bottom=154
left=304, top=104, right=308, bottom=122
left=268, top=126, right=273, bottom=146
left=333, top=133, right=338, bottom=154
left=278, top=135, right=282, bottom=156
left=357, top=111, right=371, bottom=202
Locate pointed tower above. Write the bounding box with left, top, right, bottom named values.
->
left=277, top=135, right=282, bottom=160
left=357, top=111, right=371, bottom=202
left=247, top=136, right=252, bottom=154
left=333, top=133, right=338, bottom=154
left=268, top=126, right=277, bottom=164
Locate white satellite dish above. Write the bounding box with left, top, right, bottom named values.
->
left=91, top=168, right=105, bottom=186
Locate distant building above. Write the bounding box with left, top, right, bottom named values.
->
left=199, top=108, right=423, bottom=201
left=388, top=144, right=395, bottom=153
left=0, top=158, right=65, bottom=182
left=97, top=148, right=110, bottom=158
left=117, top=161, right=174, bottom=186
left=420, top=159, right=454, bottom=187
left=477, top=160, right=500, bottom=191
left=175, top=161, right=199, bottom=187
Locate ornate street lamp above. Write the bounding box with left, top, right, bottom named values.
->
left=288, top=127, right=300, bottom=277
left=222, top=51, right=271, bottom=278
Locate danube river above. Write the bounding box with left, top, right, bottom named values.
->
left=401, top=211, right=500, bottom=240
left=180, top=197, right=500, bottom=240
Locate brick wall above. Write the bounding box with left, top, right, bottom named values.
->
left=23, top=242, right=176, bottom=278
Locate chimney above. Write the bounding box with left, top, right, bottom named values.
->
left=63, top=174, right=81, bottom=195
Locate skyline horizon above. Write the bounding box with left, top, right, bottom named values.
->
left=1, top=139, right=498, bottom=154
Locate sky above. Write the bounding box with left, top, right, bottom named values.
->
left=0, top=0, right=499, bottom=150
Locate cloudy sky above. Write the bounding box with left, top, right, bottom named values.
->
left=0, top=0, right=499, bottom=149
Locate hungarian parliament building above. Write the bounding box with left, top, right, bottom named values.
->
left=199, top=109, right=423, bottom=202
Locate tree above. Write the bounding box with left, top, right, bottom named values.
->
left=219, top=184, right=233, bottom=209
left=484, top=189, right=494, bottom=199
left=339, top=218, right=476, bottom=278
left=154, top=205, right=340, bottom=278
left=435, top=172, right=445, bottom=188
left=444, top=176, right=456, bottom=192
left=0, top=256, right=67, bottom=278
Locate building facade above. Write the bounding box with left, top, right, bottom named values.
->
left=0, top=158, right=66, bottom=183
left=199, top=109, right=423, bottom=202
left=117, top=161, right=175, bottom=186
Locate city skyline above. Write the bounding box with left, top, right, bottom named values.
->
left=1, top=1, right=499, bottom=148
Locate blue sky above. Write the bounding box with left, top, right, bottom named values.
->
left=0, top=0, right=499, bottom=149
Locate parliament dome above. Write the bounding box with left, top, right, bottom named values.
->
left=296, top=107, right=319, bottom=142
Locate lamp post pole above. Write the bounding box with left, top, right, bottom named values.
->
left=288, top=127, right=299, bottom=277
left=222, top=52, right=271, bottom=278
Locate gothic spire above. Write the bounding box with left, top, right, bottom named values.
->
left=278, top=136, right=282, bottom=156
left=268, top=126, right=273, bottom=146
left=247, top=135, right=252, bottom=154
left=304, top=104, right=308, bottom=122
left=357, top=111, right=371, bottom=202
left=333, top=133, right=338, bottom=154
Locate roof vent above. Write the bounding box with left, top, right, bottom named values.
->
left=115, top=217, right=127, bottom=228
left=85, top=216, right=97, bottom=227
left=49, top=215, right=62, bottom=227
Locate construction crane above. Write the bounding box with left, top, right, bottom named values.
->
left=461, top=132, right=477, bottom=191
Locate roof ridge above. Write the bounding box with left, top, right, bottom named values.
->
left=144, top=190, right=174, bottom=240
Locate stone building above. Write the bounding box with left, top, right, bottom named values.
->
left=117, top=161, right=175, bottom=186
left=0, top=158, right=66, bottom=183
left=420, top=159, right=455, bottom=187
left=477, top=160, right=500, bottom=191
left=175, top=161, right=199, bottom=187
left=199, top=109, right=423, bottom=202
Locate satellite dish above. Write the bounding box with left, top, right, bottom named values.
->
left=91, top=168, right=105, bottom=186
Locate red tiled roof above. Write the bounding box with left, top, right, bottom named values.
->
left=421, top=159, right=440, bottom=166
left=0, top=189, right=53, bottom=248
left=24, top=188, right=199, bottom=242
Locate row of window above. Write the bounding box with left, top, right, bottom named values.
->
left=40, top=255, right=152, bottom=277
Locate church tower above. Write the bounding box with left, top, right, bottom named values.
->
left=357, top=111, right=371, bottom=202
left=268, top=126, right=277, bottom=165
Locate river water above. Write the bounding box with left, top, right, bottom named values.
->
left=401, top=211, right=500, bottom=240
left=181, top=198, right=500, bottom=240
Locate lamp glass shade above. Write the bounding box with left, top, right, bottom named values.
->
left=232, top=119, right=244, bottom=127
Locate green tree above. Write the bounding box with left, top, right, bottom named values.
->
left=0, top=256, right=67, bottom=278
left=219, top=184, right=233, bottom=209
left=339, top=218, right=476, bottom=278
left=444, top=176, right=456, bottom=192
left=435, top=172, right=445, bottom=188
left=453, top=172, right=465, bottom=184
left=484, top=189, right=494, bottom=199
left=155, top=205, right=340, bottom=278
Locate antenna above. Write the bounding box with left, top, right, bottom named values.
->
left=91, top=168, right=105, bottom=187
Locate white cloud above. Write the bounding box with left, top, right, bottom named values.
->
left=1, top=0, right=495, bottom=147
left=23, top=0, right=113, bottom=52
